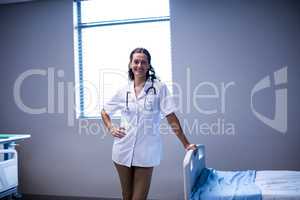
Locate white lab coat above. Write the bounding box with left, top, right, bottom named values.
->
left=104, top=78, right=176, bottom=167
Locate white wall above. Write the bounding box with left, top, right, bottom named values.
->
left=170, top=0, right=300, bottom=172
left=0, top=0, right=299, bottom=199
left=0, top=0, right=118, bottom=198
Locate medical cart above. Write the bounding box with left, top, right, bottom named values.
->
left=0, top=134, right=30, bottom=199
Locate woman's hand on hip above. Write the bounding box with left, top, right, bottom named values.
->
left=110, top=126, right=126, bottom=138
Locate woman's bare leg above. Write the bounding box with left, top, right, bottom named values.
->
left=132, top=166, right=153, bottom=200
left=114, top=162, right=134, bottom=200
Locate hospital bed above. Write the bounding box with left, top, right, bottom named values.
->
left=0, top=134, right=30, bottom=199
left=183, top=145, right=300, bottom=200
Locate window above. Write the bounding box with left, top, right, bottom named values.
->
left=74, top=0, right=172, bottom=118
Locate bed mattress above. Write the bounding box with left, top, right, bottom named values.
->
left=256, top=170, right=300, bottom=200
left=190, top=170, right=300, bottom=200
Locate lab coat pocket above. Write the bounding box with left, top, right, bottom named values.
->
left=143, top=96, right=160, bottom=136
left=143, top=95, right=159, bottom=115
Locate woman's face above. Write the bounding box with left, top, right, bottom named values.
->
left=130, top=53, right=149, bottom=80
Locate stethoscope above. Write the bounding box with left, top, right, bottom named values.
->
left=125, top=81, right=157, bottom=112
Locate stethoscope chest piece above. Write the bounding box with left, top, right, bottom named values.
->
left=124, top=81, right=157, bottom=112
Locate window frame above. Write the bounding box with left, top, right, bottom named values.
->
left=74, top=0, right=171, bottom=118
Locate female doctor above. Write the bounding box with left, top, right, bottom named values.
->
left=101, top=47, right=196, bottom=200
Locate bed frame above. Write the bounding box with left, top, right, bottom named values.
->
left=183, top=145, right=300, bottom=200
left=183, top=144, right=206, bottom=200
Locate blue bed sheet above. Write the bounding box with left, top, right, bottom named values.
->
left=190, top=168, right=262, bottom=200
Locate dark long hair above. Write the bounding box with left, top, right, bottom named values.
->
left=128, top=47, right=157, bottom=81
